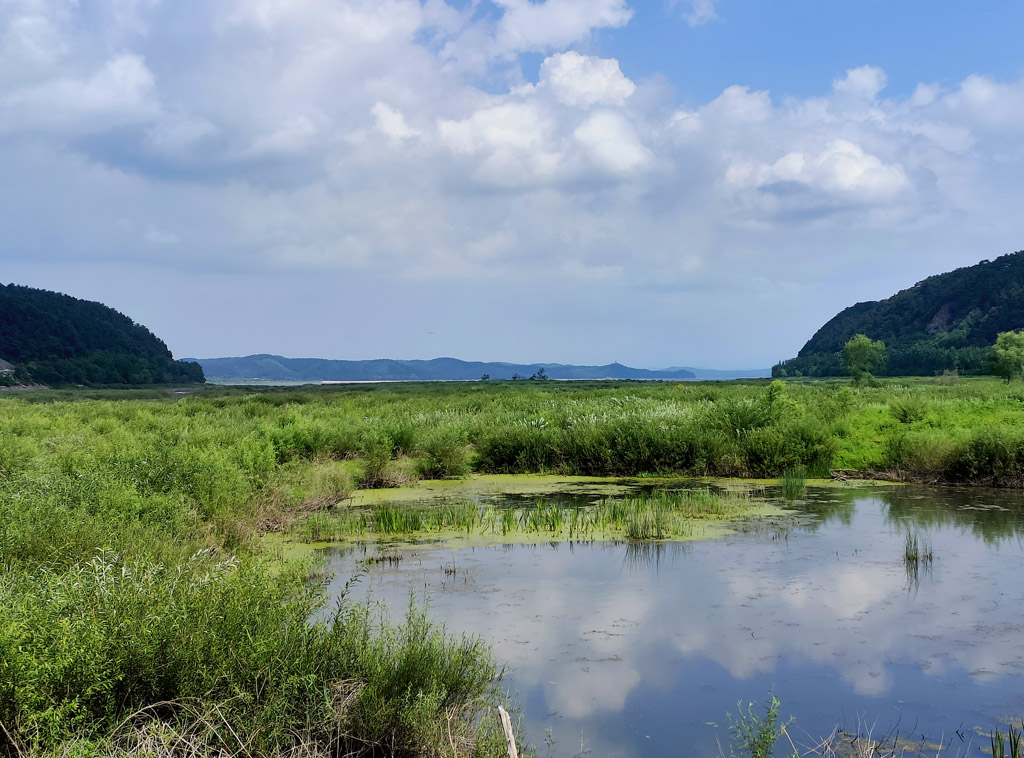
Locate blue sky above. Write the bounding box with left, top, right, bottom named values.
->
left=608, top=2, right=1024, bottom=102
left=2, top=0, right=1023, bottom=368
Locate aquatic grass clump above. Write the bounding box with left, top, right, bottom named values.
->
left=301, top=501, right=483, bottom=541
left=374, top=503, right=426, bottom=533
left=299, top=489, right=761, bottom=544
left=779, top=467, right=807, bottom=501
left=726, top=695, right=796, bottom=758
left=903, top=529, right=934, bottom=567
left=623, top=501, right=670, bottom=539
left=991, top=724, right=1022, bottom=758
left=522, top=502, right=566, bottom=533
left=590, top=489, right=755, bottom=540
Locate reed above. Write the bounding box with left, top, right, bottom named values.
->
left=903, top=529, right=934, bottom=566
left=779, top=467, right=806, bottom=501
left=992, top=724, right=1022, bottom=758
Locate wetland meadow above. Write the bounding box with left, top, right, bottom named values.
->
left=4, top=378, right=1024, bottom=757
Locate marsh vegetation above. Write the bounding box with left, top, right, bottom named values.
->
left=4, top=377, right=1024, bottom=756
left=298, top=489, right=758, bottom=543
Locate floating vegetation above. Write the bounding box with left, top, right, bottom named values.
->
left=298, top=489, right=764, bottom=544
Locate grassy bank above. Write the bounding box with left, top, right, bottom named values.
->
left=0, top=397, right=513, bottom=756
left=4, top=376, right=1024, bottom=755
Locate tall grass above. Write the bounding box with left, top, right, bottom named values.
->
left=779, top=467, right=806, bottom=501
left=0, top=551, right=506, bottom=757
left=992, top=724, right=1022, bottom=758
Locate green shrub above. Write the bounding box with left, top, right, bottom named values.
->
left=416, top=426, right=470, bottom=479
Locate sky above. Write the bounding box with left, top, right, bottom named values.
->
left=2, top=0, right=1023, bottom=369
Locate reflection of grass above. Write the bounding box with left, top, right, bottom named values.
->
left=297, top=489, right=764, bottom=543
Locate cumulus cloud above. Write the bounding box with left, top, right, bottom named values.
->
left=492, top=0, right=633, bottom=53
left=724, top=139, right=910, bottom=214
left=2, top=2, right=1024, bottom=363
left=833, top=64, right=888, bottom=100
left=539, top=51, right=636, bottom=107
left=573, top=111, right=651, bottom=175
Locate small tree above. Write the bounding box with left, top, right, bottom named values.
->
left=841, top=334, right=886, bottom=383
left=992, top=330, right=1024, bottom=382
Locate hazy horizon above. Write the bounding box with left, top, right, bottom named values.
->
left=3, top=1, right=1022, bottom=368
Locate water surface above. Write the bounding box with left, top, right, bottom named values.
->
left=320, top=485, right=1024, bottom=756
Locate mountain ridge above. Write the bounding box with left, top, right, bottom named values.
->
left=192, top=354, right=699, bottom=382
left=0, top=283, right=204, bottom=386
left=774, top=250, right=1024, bottom=377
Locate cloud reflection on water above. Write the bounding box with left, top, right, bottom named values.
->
left=320, top=487, right=1024, bottom=754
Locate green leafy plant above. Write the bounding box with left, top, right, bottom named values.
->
left=727, top=695, right=797, bottom=758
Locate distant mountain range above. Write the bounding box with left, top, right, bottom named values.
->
left=193, top=354, right=709, bottom=382
left=661, top=366, right=771, bottom=380
left=774, top=250, right=1024, bottom=377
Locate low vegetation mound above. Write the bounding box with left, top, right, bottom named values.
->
left=774, top=250, right=1024, bottom=377
left=0, top=283, right=204, bottom=386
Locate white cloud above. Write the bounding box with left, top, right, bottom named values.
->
left=371, top=102, right=420, bottom=140
left=833, top=64, right=888, bottom=100
left=725, top=139, right=910, bottom=202
left=539, top=52, right=636, bottom=107
left=673, top=0, right=718, bottom=27
left=573, top=111, right=651, bottom=175
left=439, top=0, right=633, bottom=69
left=439, top=101, right=565, bottom=186
left=492, top=0, right=633, bottom=53
left=1, top=53, right=159, bottom=134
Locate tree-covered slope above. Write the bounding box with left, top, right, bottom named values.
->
left=774, top=251, right=1024, bottom=377
left=194, top=354, right=696, bottom=382
left=0, top=284, right=204, bottom=385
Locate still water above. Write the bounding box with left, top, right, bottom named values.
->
left=319, top=485, right=1024, bottom=756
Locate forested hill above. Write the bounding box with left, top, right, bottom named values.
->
left=0, top=284, right=204, bottom=385
left=194, top=355, right=697, bottom=382
left=774, top=251, right=1024, bottom=377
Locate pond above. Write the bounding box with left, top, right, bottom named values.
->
left=317, top=483, right=1024, bottom=757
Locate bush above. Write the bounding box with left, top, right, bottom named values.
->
left=0, top=554, right=504, bottom=756
left=416, top=427, right=470, bottom=479
left=474, top=424, right=555, bottom=473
